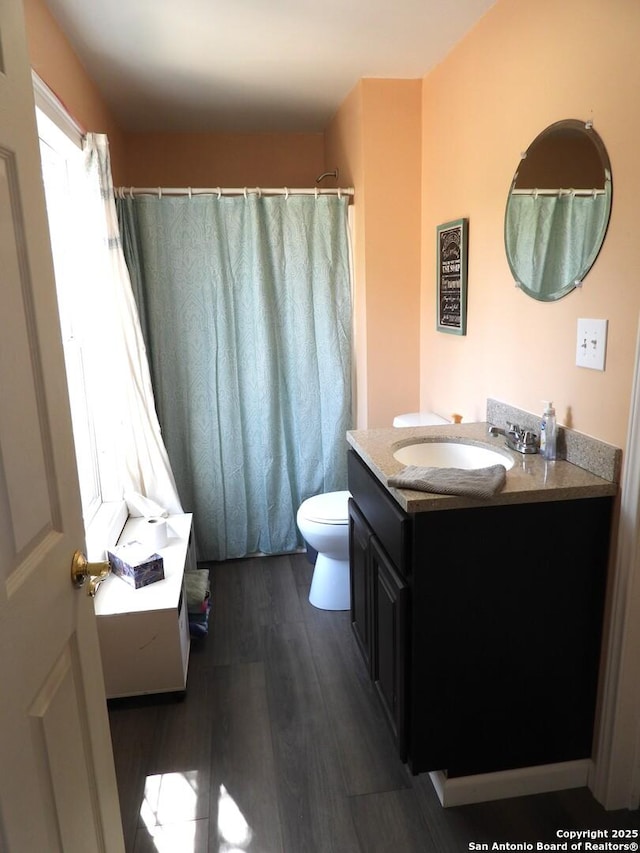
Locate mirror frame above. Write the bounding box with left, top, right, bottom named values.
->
left=504, top=119, right=613, bottom=302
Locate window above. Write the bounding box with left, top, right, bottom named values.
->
left=35, top=83, right=127, bottom=551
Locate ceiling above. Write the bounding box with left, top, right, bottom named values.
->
left=44, top=0, right=496, bottom=133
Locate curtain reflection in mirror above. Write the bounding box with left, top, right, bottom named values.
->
left=505, top=184, right=610, bottom=298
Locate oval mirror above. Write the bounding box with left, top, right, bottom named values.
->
left=504, top=119, right=612, bottom=301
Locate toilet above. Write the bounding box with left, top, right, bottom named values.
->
left=392, top=411, right=449, bottom=427
left=296, top=490, right=351, bottom=611
left=296, top=413, right=447, bottom=611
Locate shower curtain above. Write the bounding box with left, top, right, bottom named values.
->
left=505, top=191, right=610, bottom=295
left=117, top=193, right=352, bottom=561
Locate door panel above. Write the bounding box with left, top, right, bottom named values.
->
left=371, top=538, right=408, bottom=760
left=348, top=498, right=373, bottom=672
left=0, top=146, right=60, bottom=577
left=29, top=642, right=103, bottom=851
left=0, top=1, right=124, bottom=849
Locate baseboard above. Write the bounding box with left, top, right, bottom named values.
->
left=429, top=760, right=592, bottom=807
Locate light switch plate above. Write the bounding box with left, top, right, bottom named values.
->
left=576, top=318, right=608, bottom=370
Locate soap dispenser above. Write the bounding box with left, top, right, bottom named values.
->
left=540, top=401, right=557, bottom=461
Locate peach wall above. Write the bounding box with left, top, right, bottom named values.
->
left=420, top=0, right=640, bottom=451
left=326, top=79, right=422, bottom=428
left=123, top=132, right=324, bottom=187
left=22, top=0, right=126, bottom=183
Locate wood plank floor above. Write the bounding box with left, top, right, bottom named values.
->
left=108, top=553, right=640, bottom=852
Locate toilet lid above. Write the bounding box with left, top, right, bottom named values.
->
left=302, top=490, right=351, bottom=524
left=393, top=411, right=449, bottom=427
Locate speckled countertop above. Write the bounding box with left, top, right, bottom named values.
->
left=347, top=420, right=619, bottom=513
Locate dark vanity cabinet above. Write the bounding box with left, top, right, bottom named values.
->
left=370, top=537, right=409, bottom=758
left=349, top=497, right=409, bottom=757
left=347, top=448, right=614, bottom=778
left=348, top=499, right=374, bottom=674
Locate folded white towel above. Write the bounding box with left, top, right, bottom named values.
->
left=387, top=464, right=507, bottom=500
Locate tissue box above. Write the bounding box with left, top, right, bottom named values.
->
left=108, top=541, right=165, bottom=589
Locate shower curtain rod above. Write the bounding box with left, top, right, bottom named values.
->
left=116, top=186, right=354, bottom=199
left=511, top=188, right=606, bottom=197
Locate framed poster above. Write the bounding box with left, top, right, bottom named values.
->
left=436, top=218, right=468, bottom=335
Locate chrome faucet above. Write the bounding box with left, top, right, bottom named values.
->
left=488, top=422, right=539, bottom=454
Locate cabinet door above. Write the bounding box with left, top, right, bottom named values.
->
left=349, top=499, right=374, bottom=674
left=410, top=498, right=613, bottom=776
left=371, top=537, right=408, bottom=760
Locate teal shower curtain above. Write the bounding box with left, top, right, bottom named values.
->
left=505, top=191, right=610, bottom=296
left=117, top=193, right=352, bottom=560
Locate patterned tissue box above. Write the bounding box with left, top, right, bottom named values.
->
left=108, top=541, right=165, bottom=589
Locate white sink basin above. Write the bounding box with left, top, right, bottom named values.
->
left=393, top=441, right=514, bottom=470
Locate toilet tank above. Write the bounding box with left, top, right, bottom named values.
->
left=393, top=411, right=449, bottom=427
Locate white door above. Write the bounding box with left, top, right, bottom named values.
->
left=0, top=1, right=124, bottom=850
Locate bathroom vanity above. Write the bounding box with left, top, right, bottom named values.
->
left=347, top=413, right=620, bottom=785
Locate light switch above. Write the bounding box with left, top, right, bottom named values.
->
left=576, top=318, right=607, bottom=371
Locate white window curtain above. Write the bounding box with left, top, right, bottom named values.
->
left=82, top=133, right=183, bottom=514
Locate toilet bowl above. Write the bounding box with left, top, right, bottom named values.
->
left=296, top=414, right=446, bottom=609
left=296, top=490, right=351, bottom=611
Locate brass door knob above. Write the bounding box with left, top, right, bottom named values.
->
left=71, top=551, right=111, bottom=597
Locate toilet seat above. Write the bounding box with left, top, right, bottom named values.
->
left=299, top=490, right=350, bottom=525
